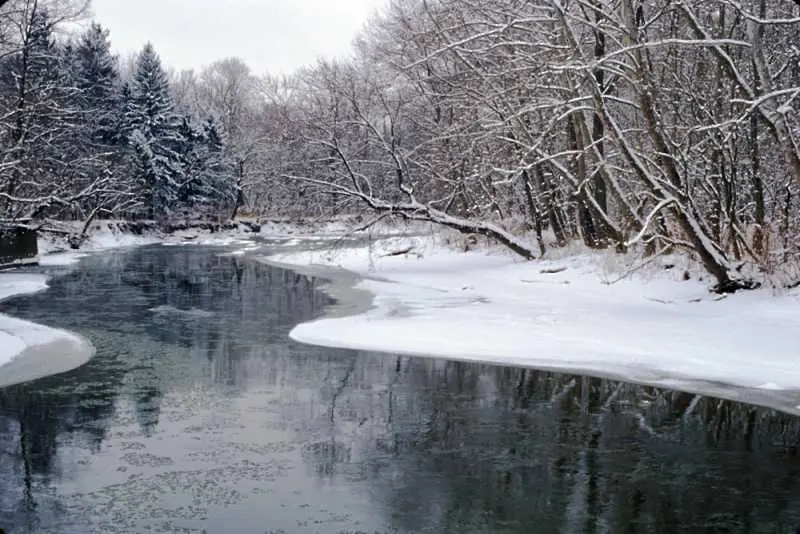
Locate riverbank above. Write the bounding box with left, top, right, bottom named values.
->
left=264, top=231, right=800, bottom=408
left=0, top=273, right=95, bottom=387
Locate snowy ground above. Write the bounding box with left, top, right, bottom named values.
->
left=0, top=273, right=92, bottom=380
left=265, top=233, right=800, bottom=399
left=38, top=221, right=261, bottom=266
left=0, top=273, right=54, bottom=365
left=37, top=224, right=163, bottom=267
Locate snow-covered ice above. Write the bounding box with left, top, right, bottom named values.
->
left=0, top=274, right=51, bottom=369
left=0, top=273, right=91, bottom=374
left=0, top=273, right=49, bottom=300
left=267, top=235, right=800, bottom=393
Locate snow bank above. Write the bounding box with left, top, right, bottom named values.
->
left=38, top=223, right=258, bottom=265
left=38, top=225, right=163, bottom=266
left=267, top=235, right=800, bottom=394
left=0, top=273, right=49, bottom=300
left=0, top=273, right=92, bottom=382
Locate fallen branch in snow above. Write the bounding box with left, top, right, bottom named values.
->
left=382, top=246, right=415, bottom=257
left=352, top=213, right=395, bottom=233
left=286, top=164, right=539, bottom=260
left=540, top=267, right=568, bottom=274
left=603, top=244, right=674, bottom=285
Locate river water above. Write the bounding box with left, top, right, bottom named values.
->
left=0, top=243, right=799, bottom=533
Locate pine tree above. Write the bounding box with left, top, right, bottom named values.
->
left=175, top=115, right=233, bottom=210
left=4, top=9, right=65, bottom=135
left=201, top=116, right=234, bottom=208
left=74, top=22, right=121, bottom=146
left=126, top=42, right=185, bottom=220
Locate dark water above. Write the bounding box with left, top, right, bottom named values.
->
left=0, top=245, right=799, bottom=534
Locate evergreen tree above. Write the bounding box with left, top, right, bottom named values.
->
left=3, top=9, right=65, bottom=134
left=74, top=22, right=121, bottom=146
left=126, top=42, right=185, bottom=220
left=175, top=115, right=233, bottom=210
left=201, top=116, right=234, bottom=207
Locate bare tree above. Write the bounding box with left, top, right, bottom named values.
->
left=202, top=0, right=800, bottom=289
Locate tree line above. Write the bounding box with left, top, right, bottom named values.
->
left=1, top=0, right=798, bottom=290
left=261, top=0, right=799, bottom=291
left=0, top=0, right=235, bottom=235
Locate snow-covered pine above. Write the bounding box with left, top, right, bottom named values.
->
left=74, top=22, right=122, bottom=147
left=174, top=115, right=233, bottom=211
left=126, top=42, right=185, bottom=220
left=0, top=6, right=83, bottom=220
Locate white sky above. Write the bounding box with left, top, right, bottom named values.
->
left=89, top=0, right=386, bottom=75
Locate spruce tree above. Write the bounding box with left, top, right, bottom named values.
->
left=201, top=117, right=234, bottom=208
left=74, top=22, right=121, bottom=146
left=175, top=115, right=233, bottom=211
left=126, top=43, right=185, bottom=220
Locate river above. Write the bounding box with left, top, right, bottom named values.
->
left=0, top=243, right=799, bottom=533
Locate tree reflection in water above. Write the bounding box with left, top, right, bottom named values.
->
left=0, top=244, right=797, bottom=533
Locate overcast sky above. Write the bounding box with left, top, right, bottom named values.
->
left=90, top=0, right=386, bottom=75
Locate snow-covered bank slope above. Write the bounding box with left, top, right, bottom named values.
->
left=37, top=221, right=258, bottom=266
left=268, top=236, right=800, bottom=393
left=0, top=274, right=50, bottom=365
left=0, top=274, right=93, bottom=377
left=37, top=223, right=165, bottom=267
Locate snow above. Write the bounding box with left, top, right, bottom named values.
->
left=37, top=223, right=257, bottom=265
left=267, top=235, right=800, bottom=393
left=37, top=224, right=163, bottom=266
left=163, top=233, right=258, bottom=249
left=38, top=252, right=88, bottom=266
left=0, top=273, right=49, bottom=301
left=0, top=273, right=85, bottom=369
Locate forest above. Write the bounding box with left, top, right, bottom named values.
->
left=0, top=0, right=798, bottom=291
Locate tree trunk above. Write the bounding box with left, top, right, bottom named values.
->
left=591, top=0, right=608, bottom=218
left=522, top=169, right=546, bottom=256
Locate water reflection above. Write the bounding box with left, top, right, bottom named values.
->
left=0, top=245, right=797, bottom=533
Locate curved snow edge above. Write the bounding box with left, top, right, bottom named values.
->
left=0, top=320, right=95, bottom=389
left=264, top=239, right=800, bottom=416
left=0, top=274, right=95, bottom=387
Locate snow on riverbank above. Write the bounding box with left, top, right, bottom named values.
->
left=0, top=274, right=51, bottom=366
left=0, top=274, right=90, bottom=372
left=38, top=225, right=163, bottom=266
left=268, top=234, right=800, bottom=393
left=38, top=221, right=258, bottom=266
